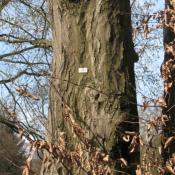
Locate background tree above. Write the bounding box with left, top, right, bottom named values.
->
left=162, top=0, right=175, bottom=164
left=0, top=124, right=25, bottom=175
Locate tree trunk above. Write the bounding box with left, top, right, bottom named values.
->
left=40, top=0, right=138, bottom=174
left=162, top=0, right=175, bottom=162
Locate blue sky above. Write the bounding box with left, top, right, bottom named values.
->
left=133, top=0, right=164, bottom=103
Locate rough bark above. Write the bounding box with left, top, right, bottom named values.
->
left=41, top=0, right=138, bottom=174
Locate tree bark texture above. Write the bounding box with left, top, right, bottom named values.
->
left=41, top=0, right=138, bottom=174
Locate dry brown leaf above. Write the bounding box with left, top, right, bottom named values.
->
left=131, top=136, right=137, bottom=144
left=164, top=82, right=173, bottom=94
left=130, top=147, right=136, bottom=153
left=103, top=155, right=109, bottom=162
left=161, top=115, right=168, bottom=126
left=26, top=157, right=32, bottom=169
left=125, top=131, right=136, bottom=136
left=16, top=86, right=40, bottom=101
left=122, top=135, right=130, bottom=142
left=120, top=158, right=127, bottom=167
left=30, top=94, right=40, bottom=101
left=146, top=123, right=151, bottom=131
left=136, top=165, right=142, bottom=175
left=142, top=22, right=150, bottom=38
left=18, top=128, right=24, bottom=139
left=48, top=142, right=53, bottom=153
left=161, top=59, right=173, bottom=84
left=158, top=146, right=162, bottom=155
left=164, top=136, right=175, bottom=149
left=157, top=96, right=167, bottom=107
left=43, top=156, right=48, bottom=163
left=142, top=97, right=149, bottom=111
left=8, top=111, right=17, bottom=118
left=22, top=166, right=29, bottom=175
left=16, top=87, right=28, bottom=96
left=48, top=161, right=52, bottom=170
left=39, top=140, right=47, bottom=149
left=139, top=136, right=144, bottom=146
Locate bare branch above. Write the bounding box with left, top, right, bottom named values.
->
left=0, top=0, right=11, bottom=11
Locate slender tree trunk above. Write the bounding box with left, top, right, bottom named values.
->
left=162, top=0, right=175, bottom=162
left=40, top=0, right=139, bottom=174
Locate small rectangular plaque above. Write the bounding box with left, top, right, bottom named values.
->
left=78, top=68, right=88, bottom=73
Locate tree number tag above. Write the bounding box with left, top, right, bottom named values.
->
left=78, top=68, right=88, bottom=73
